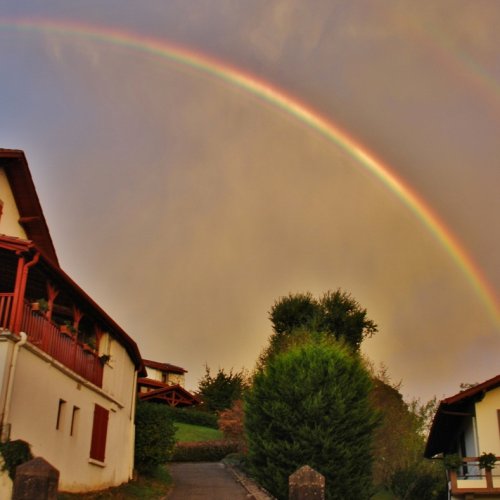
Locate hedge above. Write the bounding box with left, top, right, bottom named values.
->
left=159, top=406, right=218, bottom=429
left=171, top=440, right=239, bottom=462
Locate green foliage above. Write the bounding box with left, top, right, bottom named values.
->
left=134, top=402, right=176, bottom=474
left=158, top=405, right=218, bottom=429
left=174, top=422, right=223, bottom=442
left=171, top=440, right=239, bottom=462
left=389, top=464, right=447, bottom=500
left=318, top=290, right=377, bottom=350
left=443, top=453, right=462, bottom=471
left=245, top=341, right=379, bottom=500
left=268, top=289, right=377, bottom=352
left=269, top=292, right=320, bottom=335
left=368, top=367, right=445, bottom=497
left=0, top=439, right=33, bottom=480
left=198, top=366, right=248, bottom=413
left=479, top=452, right=497, bottom=470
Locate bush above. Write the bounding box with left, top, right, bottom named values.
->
left=135, top=402, right=176, bottom=474
left=171, top=440, right=239, bottom=462
left=0, top=439, right=33, bottom=480
left=245, top=341, right=379, bottom=500
left=160, top=406, right=218, bottom=428
left=390, top=465, right=447, bottom=500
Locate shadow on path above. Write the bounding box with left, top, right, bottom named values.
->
left=166, top=462, right=251, bottom=499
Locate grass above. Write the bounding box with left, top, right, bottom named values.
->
left=57, top=466, right=171, bottom=499
left=174, top=422, right=223, bottom=442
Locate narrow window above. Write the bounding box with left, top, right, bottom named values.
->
left=70, top=406, right=80, bottom=436
left=89, top=404, right=109, bottom=462
left=56, top=399, right=66, bottom=430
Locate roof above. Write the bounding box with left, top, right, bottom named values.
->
left=138, top=383, right=200, bottom=407
left=0, top=234, right=146, bottom=376
left=424, top=374, right=500, bottom=458
left=0, top=149, right=59, bottom=265
left=143, top=359, right=187, bottom=374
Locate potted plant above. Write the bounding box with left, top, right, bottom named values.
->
left=31, top=298, right=49, bottom=313
left=479, top=452, right=497, bottom=470
left=99, top=354, right=111, bottom=365
left=60, top=321, right=76, bottom=336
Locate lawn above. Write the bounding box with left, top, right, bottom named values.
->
left=174, top=422, right=223, bottom=442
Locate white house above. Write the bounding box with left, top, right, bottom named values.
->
left=425, top=374, right=500, bottom=499
left=0, top=149, right=146, bottom=494
left=137, top=359, right=199, bottom=407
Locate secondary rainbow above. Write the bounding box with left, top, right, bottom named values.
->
left=1, top=17, right=499, bottom=327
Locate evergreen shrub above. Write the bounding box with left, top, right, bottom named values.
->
left=134, top=402, right=176, bottom=474
left=245, top=341, right=378, bottom=500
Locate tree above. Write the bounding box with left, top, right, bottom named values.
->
left=318, top=289, right=377, bottom=350
left=245, top=340, right=379, bottom=500
left=268, top=289, right=377, bottom=352
left=198, top=366, right=248, bottom=413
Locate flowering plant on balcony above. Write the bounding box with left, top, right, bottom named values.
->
left=479, top=452, right=497, bottom=470
left=60, top=321, right=77, bottom=335
left=31, top=298, right=49, bottom=313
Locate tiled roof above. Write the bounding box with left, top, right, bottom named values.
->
left=0, top=149, right=58, bottom=265
left=143, top=359, right=187, bottom=374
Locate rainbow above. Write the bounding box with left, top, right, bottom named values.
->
left=1, top=17, right=499, bottom=327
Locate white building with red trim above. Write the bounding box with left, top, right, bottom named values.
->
left=138, top=359, right=199, bottom=407
left=0, top=149, right=146, bottom=494
left=425, top=374, right=500, bottom=499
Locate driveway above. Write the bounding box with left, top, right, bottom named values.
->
left=167, top=462, right=252, bottom=500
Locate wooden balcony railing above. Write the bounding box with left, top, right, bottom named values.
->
left=0, top=295, right=103, bottom=388
left=449, top=457, right=500, bottom=496
left=0, top=293, right=14, bottom=330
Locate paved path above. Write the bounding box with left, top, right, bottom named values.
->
left=167, top=462, right=252, bottom=499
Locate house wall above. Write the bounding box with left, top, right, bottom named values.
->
left=145, top=366, right=162, bottom=382
left=145, top=366, right=184, bottom=386
left=4, top=337, right=137, bottom=492
left=475, top=387, right=500, bottom=455
left=0, top=167, right=28, bottom=239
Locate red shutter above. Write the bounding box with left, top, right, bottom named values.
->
left=90, top=404, right=109, bottom=462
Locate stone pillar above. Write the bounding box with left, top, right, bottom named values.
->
left=12, top=457, right=59, bottom=500
left=289, top=465, right=325, bottom=499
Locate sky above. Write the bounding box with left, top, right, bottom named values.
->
left=0, top=1, right=499, bottom=402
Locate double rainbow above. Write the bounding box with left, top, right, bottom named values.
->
left=1, top=17, right=498, bottom=327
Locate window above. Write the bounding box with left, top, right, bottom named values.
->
left=70, top=406, right=80, bottom=436
left=56, top=399, right=66, bottom=430
left=89, top=404, right=109, bottom=462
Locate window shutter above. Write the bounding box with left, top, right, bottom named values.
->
left=90, top=404, right=109, bottom=462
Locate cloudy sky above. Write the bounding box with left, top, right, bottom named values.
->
left=1, top=1, right=499, bottom=401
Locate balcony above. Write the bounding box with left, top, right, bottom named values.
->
left=449, top=457, right=500, bottom=497
left=0, top=294, right=103, bottom=387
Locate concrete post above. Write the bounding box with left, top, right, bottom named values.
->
left=12, top=457, right=59, bottom=500
left=289, top=465, right=325, bottom=499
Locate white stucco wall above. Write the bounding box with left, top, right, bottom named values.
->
left=145, top=366, right=162, bottom=382
left=145, top=366, right=184, bottom=386
left=475, top=387, right=500, bottom=456
left=3, top=337, right=137, bottom=492
left=0, top=167, right=28, bottom=239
